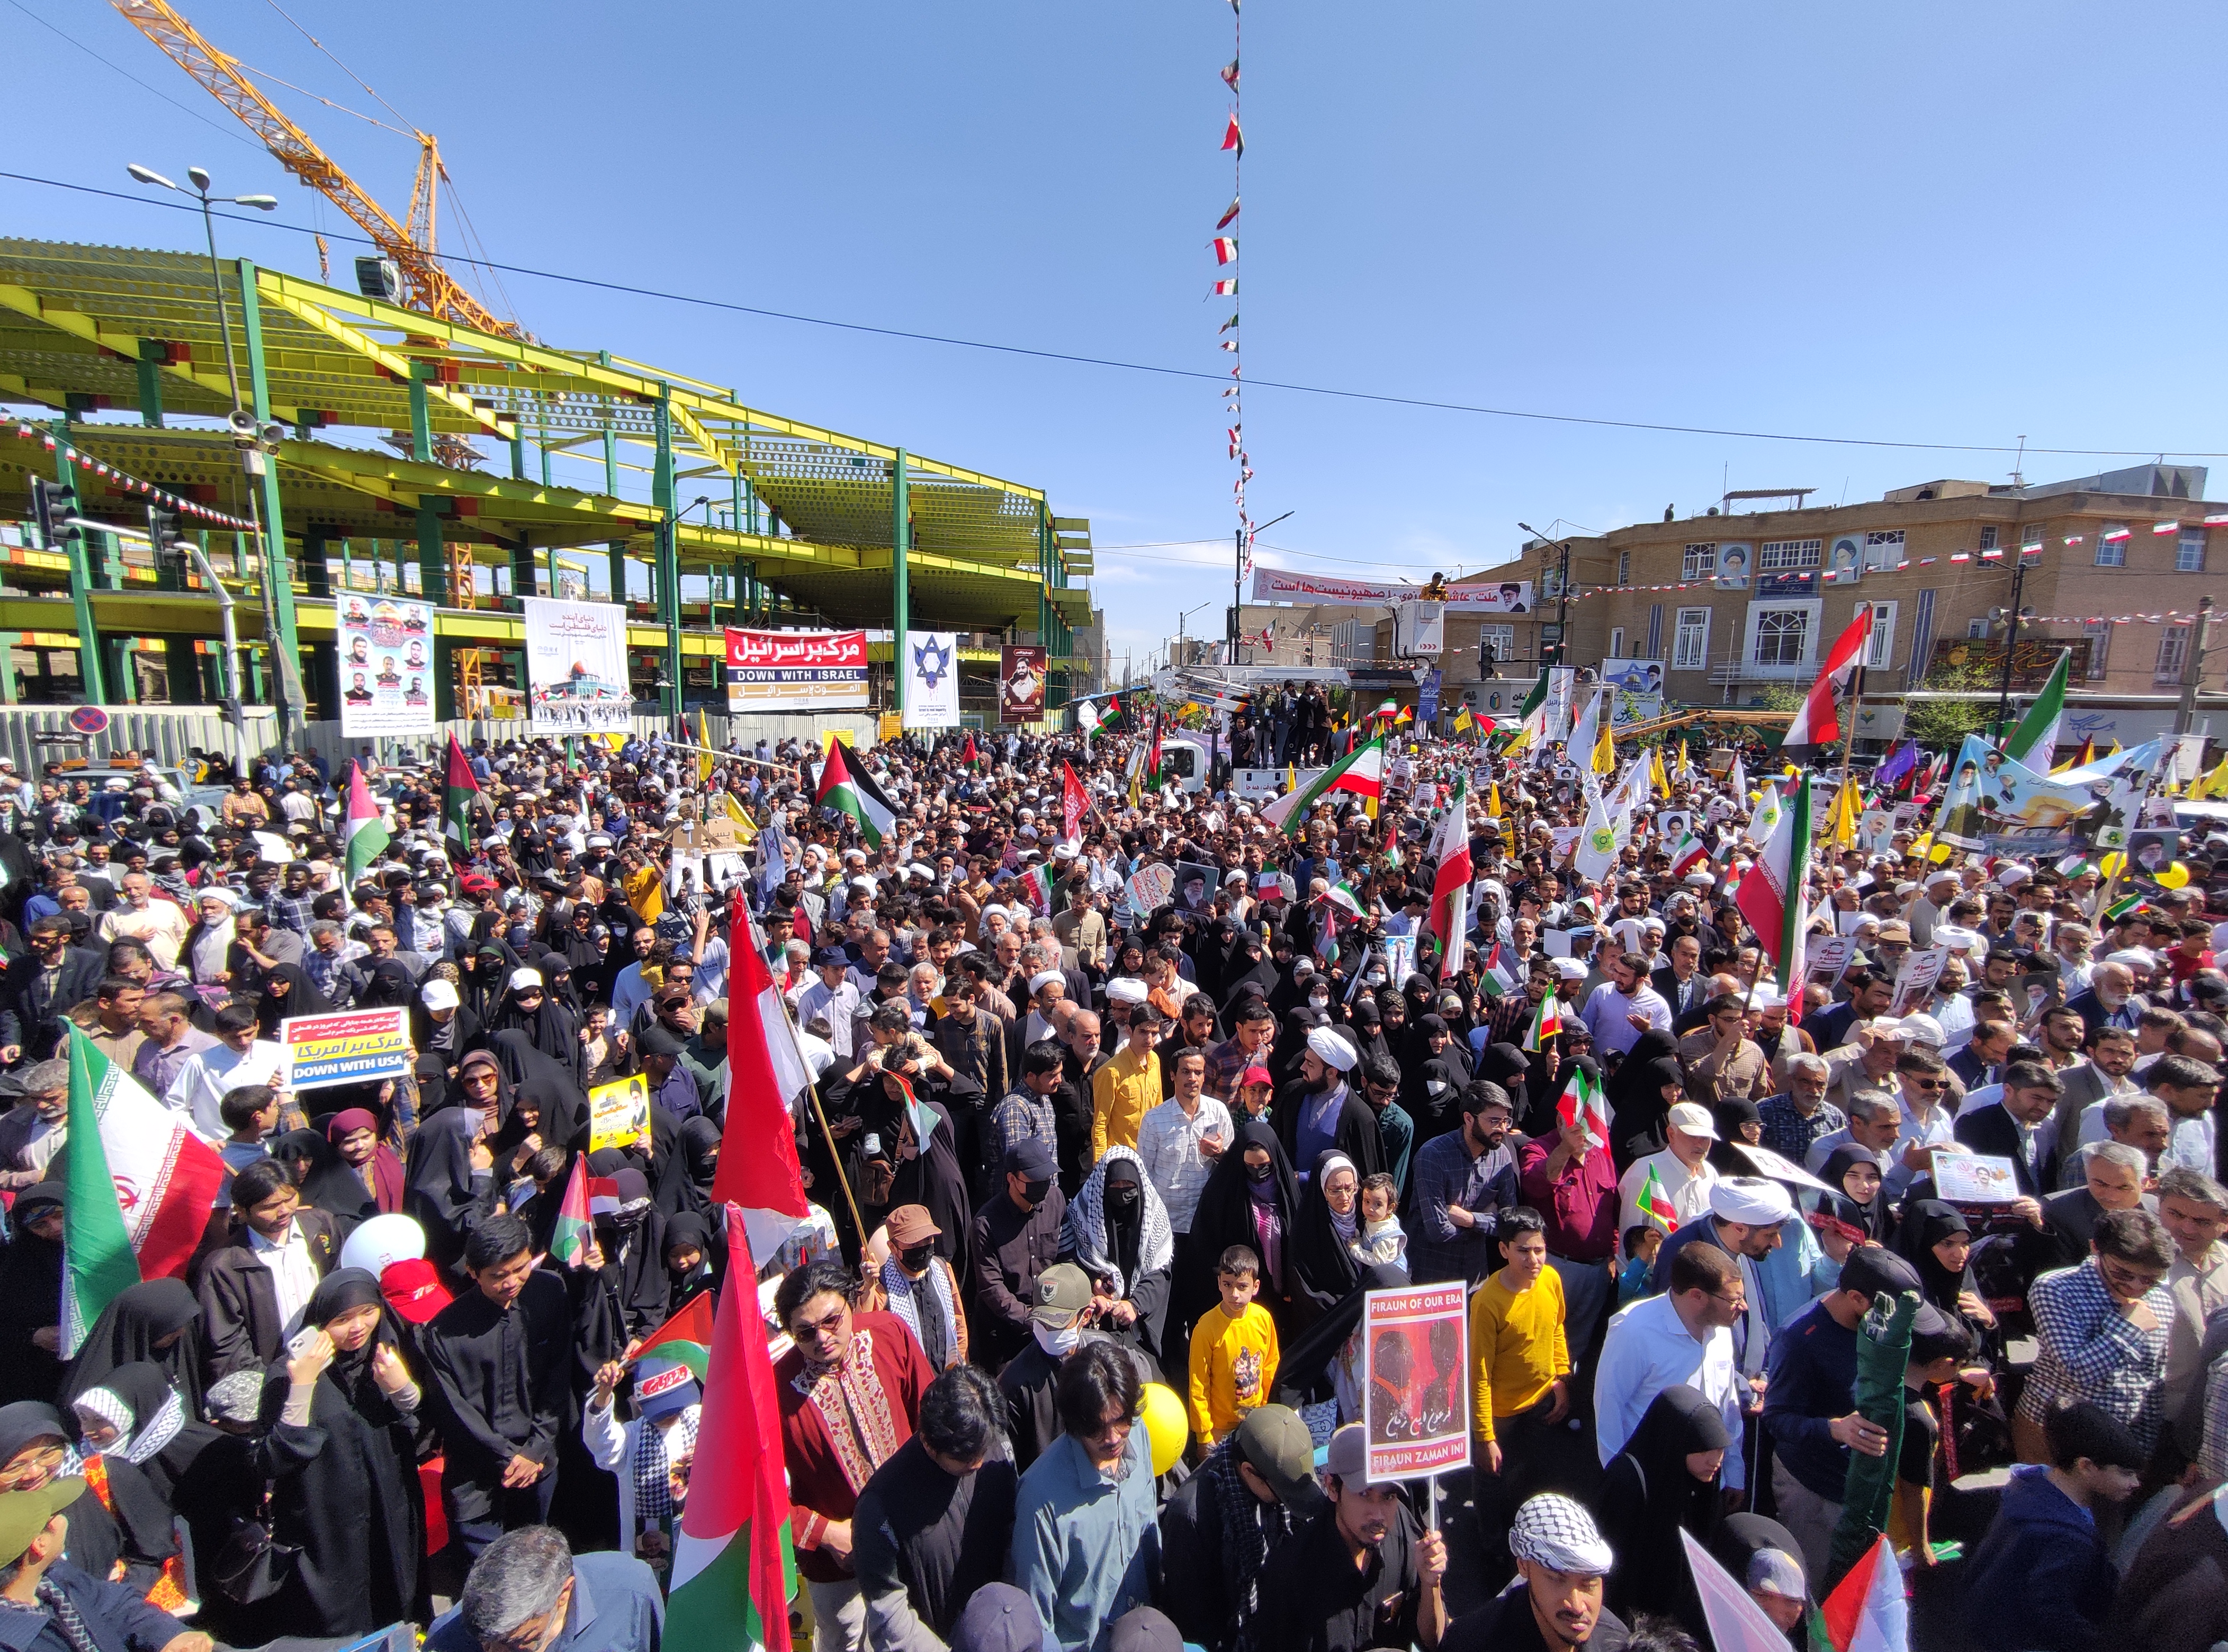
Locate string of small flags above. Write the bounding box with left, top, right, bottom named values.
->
left=10, top=421, right=256, bottom=533
left=1211, top=0, right=1253, bottom=583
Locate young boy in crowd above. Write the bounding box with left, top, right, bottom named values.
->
left=1617, top=1224, right=1663, bottom=1307
left=1962, top=1400, right=2144, bottom=1652
left=1189, top=1244, right=1280, bottom=1449
left=1891, top=1307, right=1975, bottom=1563
left=1234, top=1065, right=1274, bottom=1124
left=1358, top=1172, right=1407, bottom=1268
left=215, top=1083, right=281, bottom=1203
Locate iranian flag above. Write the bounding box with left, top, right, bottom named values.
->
left=61, top=1023, right=227, bottom=1355
left=815, top=738, right=896, bottom=847
left=1012, top=864, right=1055, bottom=919
left=1555, top=1067, right=1611, bottom=1148
left=667, top=1203, right=798, bottom=1652
left=1262, top=737, right=1385, bottom=837
left=714, top=898, right=816, bottom=1264
left=2001, top=647, right=2070, bottom=767
left=635, top=1292, right=716, bottom=1383
left=1524, top=990, right=1564, bottom=1053
left=443, top=732, right=478, bottom=854
left=1667, top=827, right=1709, bottom=879
left=1426, top=778, right=1472, bottom=978
left=1735, top=772, right=1813, bottom=1000
left=1781, top=608, right=1873, bottom=749
left=1636, top=1163, right=1679, bottom=1231
left=1212, top=235, right=1238, bottom=263
left=341, top=760, right=390, bottom=886
left=1820, top=1536, right=1907, bottom=1652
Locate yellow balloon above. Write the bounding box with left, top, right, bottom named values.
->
left=1137, top=1381, right=1189, bottom=1477
left=2101, top=852, right=2126, bottom=877
left=2158, top=860, right=2192, bottom=890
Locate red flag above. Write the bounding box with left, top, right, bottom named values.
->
left=666, top=1204, right=797, bottom=1650
left=1220, top=114, right=1244, bottom=154
left=712, top=908, right=814, bottom=1262
left=1782, top=609, right=1873, bottom=748
left=1061, top=761, right=1088, bottom=842
left=962, top=732, right=979, bottom=769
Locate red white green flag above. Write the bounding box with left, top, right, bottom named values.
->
left=713, top=901, right=815, bottom=1264
left=1524, top=990, right=1564, bottom=1053
left=1555, top=1067, right=1611, bottom=1147
left=1735, top=773, right=1814, bottom=1001
left=1426, top=778, right=1472, bottom=979
left=341, top=760, right=390, bottom=886
left=443, top=733, right=479, bottom=854
left=1636, top=1164, right=1679, bottom=1232
left=547, top=1156, right=618, bottom=1267
left=667, top=1203, right=798, bottom=1652
left=634, top=1292, right=715, bottom=1384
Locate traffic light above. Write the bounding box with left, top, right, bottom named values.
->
left=146, top=505, right=190, bottom=587
left=29, top=477, right=81, bottom=550
left=1479, top=638, right=1499, bottom=677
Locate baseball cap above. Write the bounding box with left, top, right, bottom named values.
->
left=1002, top=1139, right=1057, bottom=1181
left=1666, top=1101, right=1719, bottom=1138
left=1323, top=1422, right=1368, bottom=1480
left=1838, top=1245, right=1921, bottom=1301
left=886, top=1205, right=942, bottom=1248
left=1105, top=1608, right=1183, bottom=1652
left=951, top=1584, right=1045, bottom=1652
left=420, top=977, right=461, bottom=1012
left=1236, top=1064, right=1274, bottom=1090
left=1234, top=1405, right=1326, bottom=1513
left=812, top=946, right=849, bottom=968
left=1029, top=1262, right=1093, bottom=1326
left=0, top=1479, right=85, bottom=1565
left=380, top=1257, right=454, bottom=1325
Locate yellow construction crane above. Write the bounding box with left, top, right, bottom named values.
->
left=111, top=0, right=519, bottom=339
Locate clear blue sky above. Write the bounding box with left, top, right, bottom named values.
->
left=7, top=0, right=2226, bottom=676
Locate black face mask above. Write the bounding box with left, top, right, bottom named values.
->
left=1020, top=1179, right=1053, bottom=1208
left=1107, top=1187, right=1140, bottom=1214
left=897, top=1244, right=935, bottom=1272
left=1246, top=1162, right=1274, bottom=1184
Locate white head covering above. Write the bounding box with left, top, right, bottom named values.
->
left=1508, top=1494, right=1614, bottom=1576
left=1028, top=969, right=1064, bottom=996
left=1305, top=1025, right=1358, bottom=1072
left=508, top=967, right=543, bottom=992
left=1710, top=1177, right=1794, bottom=1226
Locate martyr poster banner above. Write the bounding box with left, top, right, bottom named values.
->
left=1000, top=645, right=1048, bottom=724
left=724, top=629, right=869, bottom=712
left=337, top=595, right=436, bottom=737
left=523, top=597, right=633, bottom=733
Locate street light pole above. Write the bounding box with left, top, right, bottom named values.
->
left=1517, top=522, right=1573, bottom=668
left=2174, top=592, right=2216, bottom=740
left=1989, top=545, right=2041, bottom=738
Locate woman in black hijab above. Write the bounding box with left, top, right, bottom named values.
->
left=1219, top=931, right=1278, bottom=1016
left=1062, top=1148, right=1174, bottom=1368
left=68, top=1361, right=202, bottom=1606
left=558, top=906, right=611, bottom=1004
left=1289, top=1149, right=1363, bottom=1329
left=0, top=1184, right=66, bottom=1404
left=1817, top=1145, right=1892, bottom=1244
left=402, top=1107, right=497, bottom=1273
left=1709, top=1096, right=1765, bottom=1174
left=661, top=1211, right=722, bottom=1315
left=1349, top=999, right=1391, bottom=1072
left=1592, top=1382, right=1732, bottom=1630
left=538, top=950, right=584, bottom=1014
left=252, top=961, right=330, bottom=1038
left=886, top=1092, right=972, bottom=1278
left=490, top=967, right=587, bottom=1093
left=587, top=1157, right=670, bottom=1345
left=1897, top=1200, right=1995, bottom=1341
left=1375, top=987, right=1411, bottom=1058
left=248, top=1268, right=425, bottom=1638
left=1605, top=1030, right=1682, bottom=1164
left=674, top=1115, right=723, bottom=1215
left=0, top=1402, right=129, bottom=1582
left=485, top=1029, right=592, bottom=1155
left=1272, top=1261, right=1408, bottom=1422
left=1188, top=1121, right=1303, bottom=1330
left=352, top=958, right=417, bottom=1012
left=62, top=1278, right=205, bottom=1421
left=1475, top=1044, right=1534, bottom=1137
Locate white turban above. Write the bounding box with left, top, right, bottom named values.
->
left=1106, top=977, right=1149, bottom=1005
left=1305, top=1025, right=1358, bottom=1072
left=1710, top=1176, right=1794, bottom=1226
left=1028, top=970, right=1065, bottom=996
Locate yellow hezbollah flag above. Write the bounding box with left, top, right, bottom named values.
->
left=722, top=793, right=758, bottom=841
left=1650, top=747, right=1670, bottom=798
left=1829, top=779, right=1863, bottom=847
left=1488, top=779, right=1503, bottom=819
left=695, top=710, right=716, bottom=786
left=1591, top=719, right=1615, bottom=775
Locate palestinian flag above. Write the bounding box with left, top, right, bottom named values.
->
left=1426, top=777, right=1472, bottom=976
left=1261, top=736, right=1385, bottom=837
left=443, top=732, right=478, bottom=854
left=1820, top=1536, right=1906, bottom=1652
left=815, top=738, right=896, bottom=847
left=1555, top=1067, right=1611, bottom=1147
left=714, top=900, right=815, bottom=1261
left=1099, top=695, right=1127, bottom=731
left=61, top=1023, right=227, bottom=1355
left=635, top=1292, right=716, bottom=1384
left=341, top=760, right=390, bottom=886
left=1636, top=1164, right=1679, bottom=1232
left=1524, top=990, right=1564, bottom=1053
left=1736, top=773, right=1813, bottom=1000
left=1478, top=939, right=1517, bottom=998
left=668, top=1204, right=798, bottom=1652
left=962, top=732, right=980, bottom=769
left=547, top=1155, right=619, bottom=1267
left=2002, top=648, right=2070, bottom=768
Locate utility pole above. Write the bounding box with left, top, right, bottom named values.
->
left=1989, top=545, right=2041, bottom=738
left=2174, top=593, right=2216, bottom=738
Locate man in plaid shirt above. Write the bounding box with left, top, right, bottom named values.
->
left=263, top=861, right=319, bottom=937
left=1203, top=999, right=1275, bottom=1104
left=2017, top=1202, right=2176, bottom=1459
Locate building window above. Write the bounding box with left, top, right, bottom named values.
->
left=1753, top=606, right=1814, bottom=667
left=1673, top=607, right=1711, bottom=670
left=1609, top=627, right=1625, bottom=659
left=1682, top=543, right=1717, bottom=580
left=2179, top=529, right=2208, bottom=572
left=2021, top=523, right=2045, bottom=550
left=1978, top=525, right=1998, bottom=551
left=1477, top=624, right=1514, bottom=671
left=2096, top=524, right=2128, bottom=567
left=2081, top=619, right=2110, bottom=680
left=1966, top=617, right=1989, bottom=639
left=1759, top=538, right=1822, bottom=571
left=2158, top=624, right=2191, bottom=684
left=1646, top=603, right=1663, bottom=658
left=1616, top=551, right=1631, bottom=585
left=1861, top=601, right=1898, bottom=669
left=1863, top=530, right=1905, bottom=571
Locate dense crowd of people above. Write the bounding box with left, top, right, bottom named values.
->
left=0, top=692, right=2220, bottom=1652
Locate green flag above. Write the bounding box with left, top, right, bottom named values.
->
left=2001, top=647, right=2069, bottom=767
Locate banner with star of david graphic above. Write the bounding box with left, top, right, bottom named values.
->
left=902, top=631, right=963, bottom=729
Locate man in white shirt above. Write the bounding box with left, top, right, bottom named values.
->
left=1594, top=1236, right=1748, bottom=1489
left=794, top=948, right=864, bottom=1060
left=1580, top=954, right=1672, bottom=1060
left=96, top=871, right=190, bottom=973
left=1137, top=1047, right=1231, bottom=1243
left=1617, top=1101, right=1721, bottom=1239
left=166, top=1003, right=288, bottom=1142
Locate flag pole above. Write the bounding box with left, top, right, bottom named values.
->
left=1834, top=652, right=1867, bottom=830
left=747, top=910, right=869, bottom=1250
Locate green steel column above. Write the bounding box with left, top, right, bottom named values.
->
left=654, top=385, right=680, bottom=715
left=608, top=541, right=628, bottom=607
left=1037, top=501, right=1050, bottom=648
left=51, top=419, right=105, bottom=704
left=301, top=527, right=331, bottom=599
left=510, top=425, right=526, bottom=481
left=236, top=261, right=300, bottom=667
left=135, top=344, right=164, bottom=428
left=892, top=448, right=909, bottom=714
left=408, top=362, right=434, bottom=463
left=510, top=539, right=536, bottom=603
left=340, top=537, right=352, bottom=596
left=405, top=361, right=446, bottom=599
left=732, top=558, right=752, bottom=631
left=599, top=352, right=619, bottom=496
